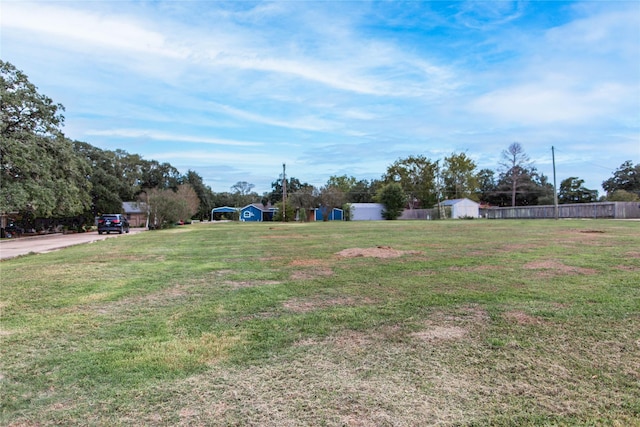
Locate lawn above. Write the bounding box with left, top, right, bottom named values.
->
left=1, top=220, right=639, bottom=426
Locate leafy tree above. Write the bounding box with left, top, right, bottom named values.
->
left=289, top=186, right=317, bottom=211
left=326, top=175, right=357, bottom=195
left=140, top=160, right=181, bottom=191
left=184, top=170, right=215, bottom=220
left=607, top=189, right=640, bottom=202
left=442, top=152, right=479, bottom=200
left=73, top=141, right=125, bottom=215
left=558, top=177, right=598, bottom=204
left=269, top=176, right=309, bottom=204
left=1, top=61, right=91, bottom=218
left=145, top=184, right=199, bottom=228
left=383, top=155, right=438, bottom=208
left=602, top=160, right=640, bottom=198
left=476, top=168, right=497, bottom=204
left=348, top=179, right=378, bottom=203
left=1, top=60, right=64, bottom=137
left=499, top=142, right=532, bottom=206
left=273, top=201, right=296, bottom=222
left=230, top=181, right=258, bottom=208
left=493, top=166, right=552, bottom=206
left=376, top=182, right=406, bottom=220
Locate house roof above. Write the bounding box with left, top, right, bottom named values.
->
left=241, top=203, right=277, bottom=212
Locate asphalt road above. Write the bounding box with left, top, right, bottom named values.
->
left=0, top=229, right=145, bottom=260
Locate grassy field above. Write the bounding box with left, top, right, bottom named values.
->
left=1, top=219, right=639, bottom=426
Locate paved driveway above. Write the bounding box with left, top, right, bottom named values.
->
left=0, top=229, right=144, bottom=260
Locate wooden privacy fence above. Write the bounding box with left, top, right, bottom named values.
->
left=481, top=202, right=640, bottom=220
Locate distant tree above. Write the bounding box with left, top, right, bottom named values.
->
left=383, top=155, right=438, bottom=208
left=602, top=160, right=640, bottom=198
left=273, top=201, right=296, bottom=222
left=532, top=171, right=555, bottom=205
left=289, top=186, right=317, bottom=211
left=348, top=179, right=378, bottom=203
left=607, top=189, right=640, bottom=202
left=442, top=152, right=479, bottom=200
left=499, top=142, right=532, bottom=206
left=146, top=184, right=199, bottom=228
left=558, top=177, right=598, bottom=204
left=269, top=176, right=309, bottom=204
left=376, top=182, right=406, bottom=220
left=476, top=168, right=497, bottom=204
left=231, top=181, right=254, bottom=195
left=326, top=175, right=357, bottom=195
left=212, top=192, right=235, bottom=208
left=184, top=170, right=214, bottom=220
left=230, top=181, right=257, bottom=207
left=140, top=160, right=181, bottom=191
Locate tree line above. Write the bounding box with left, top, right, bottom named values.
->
left=2, top=60, right=638, bottom=228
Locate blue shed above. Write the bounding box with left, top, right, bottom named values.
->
left=240, top=204, right=276, bottom=222
left=314, top=207, right=344, bottom=221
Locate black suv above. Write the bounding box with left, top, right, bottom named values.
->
left=97, top=214, right=130, bottom=234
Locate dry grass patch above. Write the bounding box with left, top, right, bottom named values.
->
left=523, top=259, right=597, bottom=276
left=283, top=296, right=377, bottom=313
left=336, top=246, right=421, bottom=259
left=223, top=280, right=282, bottom=289
left=411, top=326, right=468, bottom=342
left=503, top=310, right=547, bottom=325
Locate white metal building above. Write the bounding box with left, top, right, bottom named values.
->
left=441, top=198, right=480, bottom=219
left=350, top=203, right=384, bottom=221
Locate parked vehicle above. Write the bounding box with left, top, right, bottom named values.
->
left=97, top=214, right=130, bottom=234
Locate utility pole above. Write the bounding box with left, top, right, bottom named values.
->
left=282, top=163, right=287, bottom=222
left=552, top=146, right=558, bottom=220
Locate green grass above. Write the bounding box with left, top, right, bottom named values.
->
left=1, top=220, right=639, bottom=426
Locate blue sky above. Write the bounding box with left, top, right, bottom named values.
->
left=2, top=1, right=639, bottom=195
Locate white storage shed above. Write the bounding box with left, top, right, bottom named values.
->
left=350, top=203, right=384, bottom=221
left=441, top=198, right=480, bottom=219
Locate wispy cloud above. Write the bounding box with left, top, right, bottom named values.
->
left=85, top=129, right=262, bottom=147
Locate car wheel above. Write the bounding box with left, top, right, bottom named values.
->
left=119, top=228, right=123, bottom=234
left=98, top=231, right=103, bottom=235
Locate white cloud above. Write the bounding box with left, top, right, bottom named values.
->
left=469, top=81, right=631, bottom=125
left=85, top=129, right=262, bottom=147
left=2, top=2, right=187, bottom=59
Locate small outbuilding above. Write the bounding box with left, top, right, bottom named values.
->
left=211, top=206, right=239, bottom=221
left=240, top=203, right=277, bottom=222
left=350, top=203, right=384, bottom=221
left=314, top=207, right=344, bottom=221
left=440, top=198, right=480, bottom=219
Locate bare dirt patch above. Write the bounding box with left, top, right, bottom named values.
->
left=411, top=326, right=467, bottom=342
left=449, top=265, right=501, bottom=272
left=336, top=246, right=421, bottom=259
left=289, top=259, right=326, bottom=267
left=290, top=267, right=334, bottom=280
left=504, top=310, right=546, bottom=325
left=283, top=296, right=376, bottom=313
left=523, top=260, right=597, bottom=276
left=223, top=280, right=281, bottom=289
